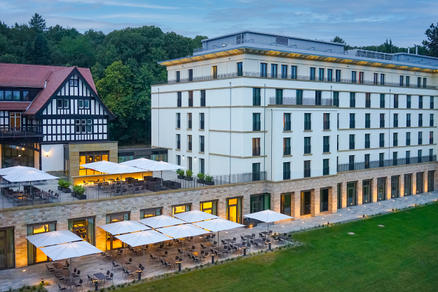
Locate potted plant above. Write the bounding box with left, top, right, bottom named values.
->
left=197, top=173, right=205, bottom=184
left=176, top=169, right=185, bottom=179
left=72, top=185, right=86, bottom=200
left=185, top=169, right=193, bottom=181
left=204, top=175, right=214, bottom=185
left=57, top=179, right=71, bottom=193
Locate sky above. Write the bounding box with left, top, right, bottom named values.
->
left=0, top=0, right=437, bottom=47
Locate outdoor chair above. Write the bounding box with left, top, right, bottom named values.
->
left=75, top=279, right=83, bottom=288
left=106, top=273, right=114, bottom=281
left=58, top=283, right=67, bottom=291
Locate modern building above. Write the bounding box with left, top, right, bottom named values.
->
left=0, top=63, right=117, bottom=178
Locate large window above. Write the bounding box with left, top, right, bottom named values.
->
left=140, top=207, right=162, bottom=218
left=280, top=193, right=292, bottom=216
left=200, top=200, right=218, bottom=215
left=172, top=204, right=191, bottom=215
left=323, top=136, right=330, bottom=153
left=275, top=89, right=283, bottom=105
left=250, top=193, right=271, bottom=213
left=106, top=212, right=129, bottom=250
left=304, top=137, right=311, bottom=154
left=323, top=159, right=329, bottom=175
left=253, top=113, right=261, bottom=131
left=391, top=176, right=400, bottom=198
left=260, top=63, right=267, bottom=77
left=79, top=151, right=109, bottom=176
left=200, top=90, right=206, bottom=107
left=68, top=217, right=95, bottom=245
left=199, top=113, right=205, bottom=130
left=199, top=135, right=205, bottom=152
left=377, top=178, right=386, bottom=201
left=323, top=113, right=330, bottom=130
left=283, top=161, right=291, bottom=180
left=283, top=113, right=291, bottom=131
left=252, top=138, right=260, bottom=156
left=304, top=113, right=311, bottom=130
left=304, top=160, right=311, bottom=177
left=237, top=62, right=243, bottom=76
left=283, top=138, right=291, bottom=155
left=347, top=182, right=357, bottom=206
left=226, top=197, right=242, bottom=223
left=27, top=222, right=56, bottom=265
left=320, top=188, right=329, bottom=212
left=253, top=88, right=261, bottom=106
left=0, top=227, right=15, bottom=269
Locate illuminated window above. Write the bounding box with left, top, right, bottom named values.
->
left=172, top=204, right=191, bottom=215
left=226, top=197, right=242, bottom=223
left=27, top=222, right=56, bottom=265
left=106, top=212, right=129, bottom=250
left=200, top=200, right=218, bottom=215
left=79, top=151, right=109, bottom=176
left=140, top=207, right=162, bottom=218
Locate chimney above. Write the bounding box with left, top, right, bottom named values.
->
left=44, top=80, right=47, bottom=88
left=408, top=47, right=410, bottom=54
left=415, top=46, right=418, bottom=55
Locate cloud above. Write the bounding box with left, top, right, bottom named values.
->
left=57, top=0, right=178, bottom=10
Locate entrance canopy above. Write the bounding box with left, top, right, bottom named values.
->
left=0, top=166, right=58, bottom=183
left=139, top=215, right=185, bottom=229
left=81, top=161, right=142, bottom=175
left=40, top=241, right=102, bottom=261
left=244, top=210, right=293, bottom=223
left=194, top=218, right=244, bottom=232
left=116, top=229, right=171, bottom=247
left=173, top=210, right=218, bottom=223
left=121, top=158, right=184, bottom=172
left=100, top=220, right=150, bottom=235
left=27, top=230, right=82, bottom=248
left=157, top=224, right=210, bottom=239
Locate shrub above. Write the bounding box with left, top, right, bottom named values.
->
left=72, top=185, right=85, bottom=196
left=58, top=179, right=70, bottom=188
left=176, top=169, right=184, bottom=177
left=197, top=173, right=205, bottom=180
left=185, top=169, right=193, bottom=178
left=205, top=175, right=213, bottom=182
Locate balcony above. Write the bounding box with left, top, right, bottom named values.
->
left=155, top=71, right=438, bottom=90
left=338, top=155, right=436, bottom=172
left=0, top=126, right=42, bottom=140
left=269, top=97, right=333, bottom=106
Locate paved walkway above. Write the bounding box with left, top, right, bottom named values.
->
left=0, top=191, right=437, bottom=291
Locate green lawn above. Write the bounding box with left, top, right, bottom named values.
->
left=118, top=203, right=438, bottom=292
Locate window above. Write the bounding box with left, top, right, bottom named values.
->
left=380, top=113, right=385, bottom=128
left=237, top=62, right=243, bottom=76
left=365, top=133, right=370, bottom=148
left=323, top=136, right=330, bottom=153
left=199, top=158, right=205, bottom=174
left=349, top=134, right=355, bottom=150
left=188, top=69, right=193, bottom=81
left=176, top=134, right=181, bottom=149
left=176, top=71, right=180, bottom=82
left=419, top=113, right=423, bottom=127
left=418, top=150, right=423, bottom=163
left=319, top=68, right=325, bottom=81
left=417, top=77, right=421, bottom=88
left=304, top=137, right=311, bottom=154
left=333, top=91, right=339, bottom=107
left=430, top=96, right=434, bottom=109
left=349, top=155, right=355, bottom=170
left=177, top=92, right=182, bottom=107
left=418, top=132, right=423, bottom=145
left=280, top=193, right=292, bottom=215
left=373, top=73, right=378, bottom=85
left=140, top=208, right=162, bottom=218
left=212, top=66, right=218, bottom=79
left=350, top=92, right=356, bottom=107
left=275, top=89, right=283, bottom=105
left=252, top=163, right=261, bottom=181
left=393, top=152, right=398, bottom=166
left=199, top=113, right=205, bottom=130
left=379, top=133, right=385, bottom=147
left=406, top=76, right=410, bottom=86
left=176, top=113, right=181, bottom=128
left=296, top=89, right=303, bottom=105
left=27, top=222, right=57, bottom=264
left=86, top=119, right=92, bottom=133
left=281, top=65, right=288, bottom=79
left=200, top=90, right=206, bottom=106
left=260, top=63, right=267, bottom=77
left=365, top=113, right=371, bottom=128
left=429, top=149, right=434, bottom=161
left=283, top=113, right=291, bottom=131
left=380, top=73, right=385, bottom=85
left=407, top=113, right=411, bottom=127
left=315, top=90, right=322, bottom=105
left=406, top=95, right=411, bottom=108
left=78, top=99, right=84, bottom=109
left=406, top=151, right=410, bottom=164
left=359, top=71, right=364, bottom=84
left=365, top=154, right=370, bottom=169
left=172, top=204, right=191, bottom=215
left=310, top=67, right=316, bottom=80
left=419, top=95, right=423, bottom=109
left=226, top=197, right=242, bottom=223
left=253, top=113, right=261, bottom=131
left=349, top=113, right=355, bottom=129
left=393, top=132, right=398, bottom=146
left=250, top=193, right=271, bottom=213
left=69, top=76, right=79, bottom=87
left=365, top=93, right=371, bottom=108
left=200, top=200, right=217, bottom=215
left=252, top=138, right=260, bottom=156
left=323, top=113, right=330, bottom=130
left=304, top=160, right=311, bottom=177
left=283, top=162, right=291, bottom=180
left=188, top=91, right=193, bottom=107
left=394, top=113, right=398, bottom=127
left=406, top=132, right=411, bottom=146
left=283, top=138, right=291, bottom=155
left=271, top=64, right=278, bottom=78
left=430, top=114, right=434, bottom=127
left=57, top=99, right=69, bottom=109
left=75, top=119, right=87, bottom=133
left=199, top=135, right=205, bottom=152
left=380, top=94, right=385, bottom=108
left=304, top=113, right=311, bottom=130
left=187, top=113, right=192, bottom=129
left=400, top=75, right=404, bottom=86
left=327, top=69, right=333, bottom=81
left=291, top=66, right=297, bottom=79
left=429, top=131, right=433, bottom=144
left=351, top=71, right=357, bottom=83
left=322, top=159, right=329, bottom=175
left=188, top=156, right=192, bottom=170
left=379, top=153, right=384, bottom=167
left=176, top=155, right=181, bottom=165
left=423, top=78, right=427, bottom=88
left=393, top=94, right=399, bottom=108
left=335, top=69, right=341, bottom=82
left=79, top=151, right=109, bottom=176
left=253, top=88, right=261, bottom=106
left=187, top=135, right=192, bottom=151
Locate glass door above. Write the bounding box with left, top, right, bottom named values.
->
left=68, top=217, right=95, bottom=245
left=9, top=112, right=21, bottom=131
left=106, top=212, right=129, bottom=250
left=280, top=193, right=291, bottom=216
left=391, top=176, right=400, bottom=198
left=300, top=191, right=311, bottom=215
left=404, top=174, right=412, bottom=196
left=0, top=228, right=14, bottom=269
left=362, top=180, right=371, bottom=204
left=226, top=197, right=242, bottom=223
left=320, top=188, right=329, bottom=212
left=347, top=182, right=357, bottom=206
left=27, top=222, right=56, bottom=265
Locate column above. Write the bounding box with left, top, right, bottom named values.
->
left=292, top=192, right=301, bottom=218
left=371, top=177, right=378, bottom=202
left=357, top=180, right=363, bottom=205
left=386, top=176, right=392, bottom=200
left=217, top=198, right=226, bottom=218
left=329, top=186, right=337, bottom=213
left=341, top=182, right=347, bottom=208
left=412, top=172, right=417, bottom=195
left=424, top=172, right=428, bottom=193
left=311, top=188, right=320, bottom=216
left=399, top=174, right=405, bottom=198
left=272, top=192, right=281, bottom=213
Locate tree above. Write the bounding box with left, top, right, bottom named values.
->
left=29, top=13, right=46, bottom=32
left=423, top=22, right=438, bottom=57
left=332, top=36, right=346, bottom=44
left=31, top=33, right=51, bottom=64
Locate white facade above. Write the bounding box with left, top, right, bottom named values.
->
left=152, top=32, right=438, bottom=182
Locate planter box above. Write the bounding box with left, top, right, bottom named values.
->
left=73, top=192, right=86, bottom=200
left=177, top=175, right=185, bottom=179
left=184, top=177, right=193, bottom=181
left=204, top=181, right=214, bottom=186
left=197, top=179, right=205, bottom=184
left=58, top=186, right=71, bottom=193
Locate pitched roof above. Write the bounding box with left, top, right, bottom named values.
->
left=0, top=63, right=98, bottom=115
left=0, top=101, right=31, bottom=111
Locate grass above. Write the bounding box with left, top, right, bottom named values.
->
left=117, top=203, right=438, bottom=292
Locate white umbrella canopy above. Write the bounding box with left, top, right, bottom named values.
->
left=244, top=210, right=293, bottom=223
left=0, top=166, right=57, bottom=182
left=194, top=218, right=244, bottom=232
left=0, top=166, right=37, bottom=175
left=81, top=160, right=142, bottom=175
left=173, top=210, right=218, bottom=223
left=139, top=215, right=185, bottom=228
left=116, top=230, right=171, bottom=247
left=100, top=220, right=150, bottom=235
left=121, top=158, right=185, bottom=172
left=40, top=241, right=102, bottom=261
left=27, top=230, right=82, bottom=248
left=157, top=224, right=210, bottom=239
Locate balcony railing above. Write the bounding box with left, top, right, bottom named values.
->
left=338, top=155, right=436, bottom=172
left=0, top=126, right=42, bottom=138
left=154, top=71, right=438, bottom=90
left=269, top=97, right=333, bottom=106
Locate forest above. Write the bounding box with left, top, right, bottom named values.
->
left=1, top=14, right=437, bottom=145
